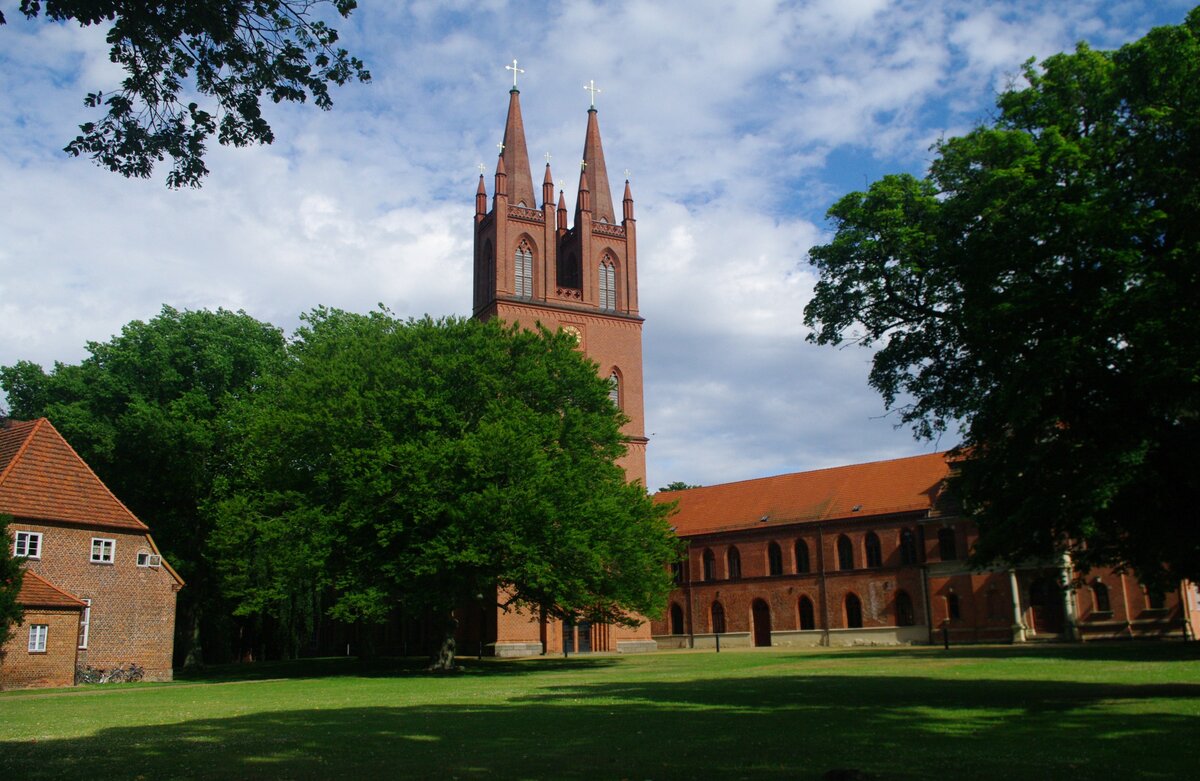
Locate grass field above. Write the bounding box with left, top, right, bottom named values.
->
left=2, top=643, right=1197, bottom=780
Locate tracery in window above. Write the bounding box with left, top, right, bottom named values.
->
left=599, top=256, right=616, bottom=311
left=514, top=240, right=533, bottom=299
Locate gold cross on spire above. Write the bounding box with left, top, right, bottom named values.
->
left=544, top=152, right=552, bottom=164
left=506, top=59, right=525, bottom=88
left=478, top=163, right=486, bottom=175
left=584, top=79, right=602, bottom=108
left=497, top=142, right=505, bottom=154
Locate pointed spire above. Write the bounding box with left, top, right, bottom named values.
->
left=542, top=162, right=554, bottom=207
left=576, top=165, right=591, bottom=216
left=557, top=189, right=567, bottom=231
left=494, top=151, right=507, bottom=198
left=500, top=89, right=537, bottom=209
left=476, top=174, right=487, bottom=216
left=623, top=178, right=634, bottom=221
left=580, top=107, right=615, bottom=223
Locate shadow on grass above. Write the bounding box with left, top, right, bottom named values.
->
left=175, top=654, right=624, bottom=683
left=4, top=672, right=1197, bottom=780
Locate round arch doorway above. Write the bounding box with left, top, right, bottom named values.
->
left=751, top=599, right=772, bottom=647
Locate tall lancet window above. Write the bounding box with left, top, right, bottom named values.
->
left=599, top=258, right=616, bottom=311
left=608, top=371, right=620, bottom=408
left=515, top=241, right=533, bottom=299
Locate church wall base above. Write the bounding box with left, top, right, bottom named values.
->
left=492, top=641, right=545, bottom=658
left=615, top=640, right=658, bottom=654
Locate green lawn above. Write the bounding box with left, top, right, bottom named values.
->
left=2, top=643, right=1197, bottom=780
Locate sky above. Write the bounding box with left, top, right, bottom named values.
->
left=0, top=0, right=1192, bottom=492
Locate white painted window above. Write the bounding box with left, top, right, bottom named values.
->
left=514, top=244, right=533, bottom=299
left=90, top=537, right=115, bottom=564
left=29, top=624, right=48, bottom=653
left=14, top=531, right=42, bottom=559
left=137, top=550, right=150, bottom=567
left=599, top=260, right=616, bottom=311
left=78, top=599, right=91, bottom=649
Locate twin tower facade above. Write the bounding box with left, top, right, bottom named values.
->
left=471, top=86, right=655, bottom=655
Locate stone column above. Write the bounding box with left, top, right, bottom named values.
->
left=1009, top=569, right=1027, bottom=643
left=1060, top=553, right=1081, bottom=641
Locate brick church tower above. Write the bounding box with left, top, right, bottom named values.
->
left=471, top=81, right=655, bottom=655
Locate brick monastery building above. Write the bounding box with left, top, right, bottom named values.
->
left=1, top=418, right=182, bottom=689
left=469, top=81, right=1199, bottom=654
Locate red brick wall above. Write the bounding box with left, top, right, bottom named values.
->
left=0, top=607, right=80, bottom=689
left=9, top=520, right=179, bottom=681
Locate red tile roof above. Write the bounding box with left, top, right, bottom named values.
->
left=0, top=418, right=149, bottom=530
left=15, top=569, right=86, bottom=609
left=654, top=452, right=951, bottom=536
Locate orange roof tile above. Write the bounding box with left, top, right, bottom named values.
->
left=15, top=569, right=86, bottom=609
left=0, top=418, right=148, bottom=530
left=654, top=452, right=951, bottom=536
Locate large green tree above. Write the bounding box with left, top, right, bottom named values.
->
left=0, top=306, right=287, bottom=665
left=804, top=10, right=1200, bottom=587
left=0, top=516, right=25, bottom=650
left=1, top=1, right=369, bottom=187
left=210, top=309, right=678, bottom=669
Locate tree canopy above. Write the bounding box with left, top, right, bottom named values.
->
left=1, top=1, right=369, bottom=187
left=0, top=306, right=288, bottom=665
left=210, top=310, right=678, bottom=668
left=804, top=10, right=1200, bottom=586
left=658, top=481, right=701, bottom=493
left=0, top=516, right=25, bottom=650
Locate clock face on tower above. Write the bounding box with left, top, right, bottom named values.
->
left=561, top=325, right=582, bottom=344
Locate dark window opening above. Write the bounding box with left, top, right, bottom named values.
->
left=900, top=528, right=918, bottom=565
left=837, top=534, right=855, bottom=570
left=767, top=542, right=783, bottom=576
left=1092, top=582, right=1111, bottom=612
left=670, top=603, right=685, bottom=635
left=938, top=527, right=958, bottom=561
left=947, top=592, right=961, bottom=620
left=727, top=547, right=742, bottom=580
left=702, top=549, right=716, bottom=582
left=711, top=601, right=726, bottom=634
left=895, top=590, right=915, bottom=626
left=845, top=593, right=863, bottom=628
left=865, top=532, right=883, bottom=568
left=799, top=596, right=816, bottom=630
left=671, top=561, right=684, bottom=586
left=557, top=251, right=581, bottom=289
left=795, top=539, right=810, bottom=574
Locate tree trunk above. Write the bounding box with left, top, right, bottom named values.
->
left=428, top=613, right=458, bottom=671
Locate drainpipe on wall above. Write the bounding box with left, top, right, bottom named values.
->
left=920, top=562, right=933, bottom=646
left=817, top=524, right=830, bottom=647
left=686, top=539, right=695, bottom=649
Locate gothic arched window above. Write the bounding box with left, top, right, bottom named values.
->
left=798, top=596, right=816, bottom=630
left=837, top=534, right=855, bottom=570
left=1092, top=581, right=1111, bottom=613
left=795, top=539, right=810, bottom=574
left=767, top=542, right=783, bottom=576
left=845, top=593, right=863, bottom=628
left=900, top=528, right=919, bottom=565
left=865, top=531, right=883, bottom=568
left=608, top=370, right=621, bottom=408
left=702, top=549, right=716, bottom=582
left=514, top=241, right=533, bottom=299
left=938, top=527, right=958, bottom=561
left=726, top=547, right=742, bottom=580
left=895, top=590, right=915, bottom=626
left=599, top=257, right=616, bottom=311
left=670, top=603, right=685, bottom=635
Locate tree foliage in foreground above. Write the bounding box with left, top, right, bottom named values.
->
left=804, top=10, right=1200, bottom=586
left=1, top=1, right=369, bottom=188
left=211, top=310, right=678, bottom=668
left=0, top=516, right=26, bottom=650
left=0, top=306, right=288, bottom=665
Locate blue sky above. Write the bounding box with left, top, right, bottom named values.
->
left=0, top=0, right=1192, bottom=491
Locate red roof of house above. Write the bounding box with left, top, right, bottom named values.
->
left=0, top=418, right=149, bottom=530
left=654, top=452, right=951, bottom=536
left=16, top=569, right=86, bottom=609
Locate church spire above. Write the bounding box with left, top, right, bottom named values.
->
left=579, top=102, right=616, bottom=223
left=499, top=87, right=537, bottom=209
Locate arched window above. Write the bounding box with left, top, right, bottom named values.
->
left=608, top=370, right=621, bottom=408
left=865, top=532, right=883, bottom=568
left=1092, top=581, right=1111, bottom=612
left=767, top=542, right=783, bottom=576
left=837, top=534, right=855, bottom=570
left=514, top=240, right=533, bottom=299
left=671, top=561, right=684, bottom=586
left=702, top=549, right=716, bottom=582
left=798, top=596, right=816, bottom=630
left=899, top=528, right=918, bottom=565
left=670, top=603, right=685, bottom=635
left=711, top=601, right=726, bottom=634
left=727, top=547, right=742, bottom=580
left=938, top=527, right=958, bottom=561
left=895, top=590, right=915, bottom=627
left=946, top=592, right=961, bottom=620
left=795, top=539, right=810, bottom=574
left=845, top=593, right=863, bottom=628
left=599, top=257, right=616, bottom=311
